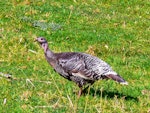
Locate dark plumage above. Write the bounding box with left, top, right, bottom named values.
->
left=35, top=37, right=128, bottom=97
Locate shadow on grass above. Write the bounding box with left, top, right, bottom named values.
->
left=83, top=87, right=139, bottom=102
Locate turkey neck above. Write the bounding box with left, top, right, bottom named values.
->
left=42, top=43, right=54, bottom=58
left=45, top=48, right=56, bottom=67
left=45, top=48, right=54, bottom=56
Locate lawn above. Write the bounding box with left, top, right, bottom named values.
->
left=0, top=0, right=150, bottom=113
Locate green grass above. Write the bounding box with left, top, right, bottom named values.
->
left=0, top=0, right=150, bottom=112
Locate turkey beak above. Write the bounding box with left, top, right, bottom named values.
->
left=34, top=38, right=38, bottom=42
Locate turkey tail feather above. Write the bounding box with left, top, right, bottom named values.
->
left=106, top=74, right=128, bottom=85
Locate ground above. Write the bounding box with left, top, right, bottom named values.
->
left=0, top=0, right=150, bottom=113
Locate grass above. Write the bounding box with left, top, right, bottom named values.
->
left=0, top=0, right=150, bottom=112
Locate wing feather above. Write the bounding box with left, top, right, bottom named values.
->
left=58, top=55, right=95, bottom=80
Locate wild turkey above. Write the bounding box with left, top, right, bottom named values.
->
left=35, top=37, right=128, bottom=97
